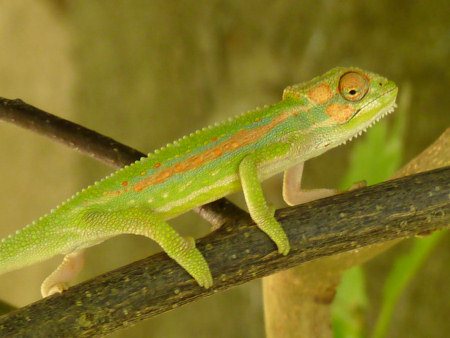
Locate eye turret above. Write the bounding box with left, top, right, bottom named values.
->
left=338, top=72, right=369, bottom=102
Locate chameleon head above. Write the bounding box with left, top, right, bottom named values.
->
left=283, top=67, right=398, bottom=154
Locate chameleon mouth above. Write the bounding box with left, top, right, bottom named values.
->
left=340, top=88, right=398, bottom=145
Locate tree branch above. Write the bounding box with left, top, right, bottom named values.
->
left=0, top=166, right=448, bottom=336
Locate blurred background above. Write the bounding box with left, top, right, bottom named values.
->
left=0, top=1, right=448, bottom=337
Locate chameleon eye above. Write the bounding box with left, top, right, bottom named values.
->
left=338, top=72, right=369, bottom=102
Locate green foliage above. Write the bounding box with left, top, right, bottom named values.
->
left=332, top=266, right=367, bottom=338
left=371, top=231, right=445, bottom=338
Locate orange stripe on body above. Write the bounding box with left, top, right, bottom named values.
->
left=131, top=112, right=293, bottom=192
left=102, top=112, right=293, bottom=196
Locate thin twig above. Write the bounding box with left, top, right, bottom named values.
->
left=0, top=97, right=144, bottom=168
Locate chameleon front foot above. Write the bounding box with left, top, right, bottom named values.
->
left=240, top=155, right=291, bottom=256
left=266, top=204, right=290, bottom=256
left=43, top=282, right=69, bottom=297
left=348, top=180, right=367, bottom=191
left=273, top=233, right=290, bottom=256
left=40, top=249, right=86, bottom=297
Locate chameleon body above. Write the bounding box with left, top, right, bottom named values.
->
left=0, top=67, right=397, bottom=296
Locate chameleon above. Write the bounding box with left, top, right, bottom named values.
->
left=0, top=67, right=397, bottom=297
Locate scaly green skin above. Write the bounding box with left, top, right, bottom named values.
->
left=0, top=67, right=398, bottom=294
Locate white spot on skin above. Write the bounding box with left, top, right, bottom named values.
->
left=128, top=199, right=136, bottom=205
left=162, top=192, right=169, bottom=198
left=147, top=198, right=153, bottom=204
left=179, top=180, right=193, bottom=192
left=154, top=174, right=237, bottom=213
left=211, top=169, right=220, bottom=176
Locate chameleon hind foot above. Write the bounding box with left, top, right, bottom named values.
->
left=40, top=249, right=86, bottom=297
left=84, top=208, right=213, bottom=288
left=138, top=214, right=213, bottom=288
left=89, top=208, right=214, bottom=288
left=169, top=236, right=213, bottom=288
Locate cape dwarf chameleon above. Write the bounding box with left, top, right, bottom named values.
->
left=0, top=67, right=397, bottom=297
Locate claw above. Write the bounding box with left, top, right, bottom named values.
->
left=348, top=180, right=367, bottom=191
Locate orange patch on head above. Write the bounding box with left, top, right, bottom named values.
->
left=307, top=84, right=333, bottom=104
left=213, top=148, right=222, bottom=156
left=121, top=181, right=128, bottom=187
left=325, top=103, right=355, bottom=123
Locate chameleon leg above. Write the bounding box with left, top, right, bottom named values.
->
left=283, top=162, right=366, bottom=205
left=239, top=154, right=290, bottom=255
left=84, top=208, right=213, bottom=288
left=41, top=249, right=86, bottom=297
left=283, top=162, right=339, bottom=206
